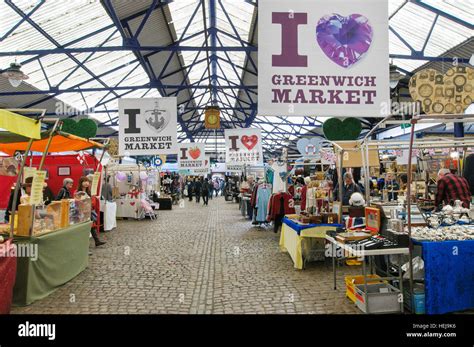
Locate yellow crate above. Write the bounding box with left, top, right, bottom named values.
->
left=345, top=275, right=385, bottom=304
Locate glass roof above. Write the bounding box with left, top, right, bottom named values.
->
left=0, top=0, right=472, bottom=151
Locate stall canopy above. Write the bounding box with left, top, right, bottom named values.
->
left=0, top=131, right=104, bottom=155
left=0, top=109, right=41, bottom=139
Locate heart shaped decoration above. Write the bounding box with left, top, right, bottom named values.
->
left=296, top=138, right=323, bottom=158
left=316, top=13, right=373, bottom=68
left=323, top=117, right=362, bottom=141
left=241, top=135, right=258, bottom=150
left=61, top=118, right=98, bottom=139
left=188, top=147, right=201, bottom=160
left=409, top=66, right=474, bottom=114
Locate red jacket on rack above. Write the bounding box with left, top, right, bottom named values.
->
left=250, top=183, right=260, bottom=208
left=267, top=192, right=295, bottom=221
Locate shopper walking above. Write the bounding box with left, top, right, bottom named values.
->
left=194, top=178, right=202, bottom=203
left=187, top=179, right=194, bottom=201
left=214, top=179, right=220, bottom=197
left=208, top=178, right=214, bottom=200
left=202, top=178, right=210, bottom=206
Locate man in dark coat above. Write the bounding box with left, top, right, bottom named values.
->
left=333, top=172, right=361, bottom=205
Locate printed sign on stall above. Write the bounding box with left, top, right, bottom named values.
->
left=258, top=0, right=389, bottom=117
left=30, top=170, right=47, bottom=205
left=225, top=128, right=263, bottom=166
left=118, top=98, right=178, bottom=156
left=90, top=172, right=101, bottom=197
left=178, top=143, right=207, bottom=172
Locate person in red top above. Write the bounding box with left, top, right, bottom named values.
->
left=435, top=168, right=471, bottom=210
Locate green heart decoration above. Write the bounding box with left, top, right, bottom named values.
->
left=61, top=118, right=98, bottom=139
left=323, top=117, right=362, bottom=141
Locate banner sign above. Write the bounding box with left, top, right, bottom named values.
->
left=119, top=98, right=178, bottom=156
left=193, top=155, right=210, bottom=176
left=225, top=128, right=263, bottom=166
left=178, top=143, right=207, bottom=172
left=258, top=0, right=389, bottom=117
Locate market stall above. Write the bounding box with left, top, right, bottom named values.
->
left=0, top=112, right=106, bottom=306
left=356, top=113, right=474, bottom=314
left=107, top=164, right=161, bottom=217
left=280, top=216, right=343, bottom=270
left=0, top=108, right=43, bottom=313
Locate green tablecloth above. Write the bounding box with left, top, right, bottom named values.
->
left=13, top=221, right=91, bottom=306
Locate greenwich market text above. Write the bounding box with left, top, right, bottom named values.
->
left=271, top=74, right=377, bottom=105
left=123, top=136, right=173, bottom=151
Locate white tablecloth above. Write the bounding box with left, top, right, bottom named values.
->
left=100, top=201, right=117, bottom=231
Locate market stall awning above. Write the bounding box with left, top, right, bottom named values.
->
left=0, top=109, right=41, bottom=139
left=0, top=131, right=104, bottom=155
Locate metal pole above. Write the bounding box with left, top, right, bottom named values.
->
left=406, top=117, right=417, bottom=308
left=38, top=120, right=60, bottom=170
left=338, top=149, right=344, bottom=204
left=9, top=139, right=34, bottom=239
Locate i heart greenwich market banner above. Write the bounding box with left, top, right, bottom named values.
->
left=178, top=143, right=207, bottom=173
left=258, top=0, right=389, bottom=117
left=225, top=128, right=264, bottom=167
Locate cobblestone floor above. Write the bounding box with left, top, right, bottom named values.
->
left=12, top=197, right=362, bottom=314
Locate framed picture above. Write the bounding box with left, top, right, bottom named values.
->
left=365, top=207, right=381, bottom=233
left=57, top=167, right=71, bottom=176
left=332, top=202, right=342, bottom=224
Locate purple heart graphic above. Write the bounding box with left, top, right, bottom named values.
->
left=316, top=13, right=373, bottom=68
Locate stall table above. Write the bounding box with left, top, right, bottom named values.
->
left=12, top=221, right=91, bottom=306
left=0, top=240, right=17, bottom=314
left=155, top=197, right=172, bottom=210
left=116, top=198, right=143, bottom=219
left=413, top=239, right=474, bottom=314
left=279, top=217, right=343, bottom=270
left=325, top=235, right=409, bottom=313
left=100, top=201, right=117, bottom=231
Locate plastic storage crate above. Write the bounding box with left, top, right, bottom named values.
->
left=345, top=275, right=385, bottom=304
left=354, top=283, right=402, bottom=314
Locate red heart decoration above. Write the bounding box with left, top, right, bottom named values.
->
left=130, top=202, right=135, bottom=206
left=241, top=135, right=258, bottom=150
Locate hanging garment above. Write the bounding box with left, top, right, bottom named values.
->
left=267, top=192, right=296, bottom=222
left=265, top=167, right=274, bottom=186
left=250, top=183, right=260, bottom=208
left=256, top=185, right=271, bottom=222
left=271, top=162, right=286, bottom=194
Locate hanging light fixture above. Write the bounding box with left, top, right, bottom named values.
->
left=389, top=63, right=403, bottom=89
left=1, top=62, right=29, bottom=88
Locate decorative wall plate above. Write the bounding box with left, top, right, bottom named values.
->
left=409, top=66, right=474, bottom=114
